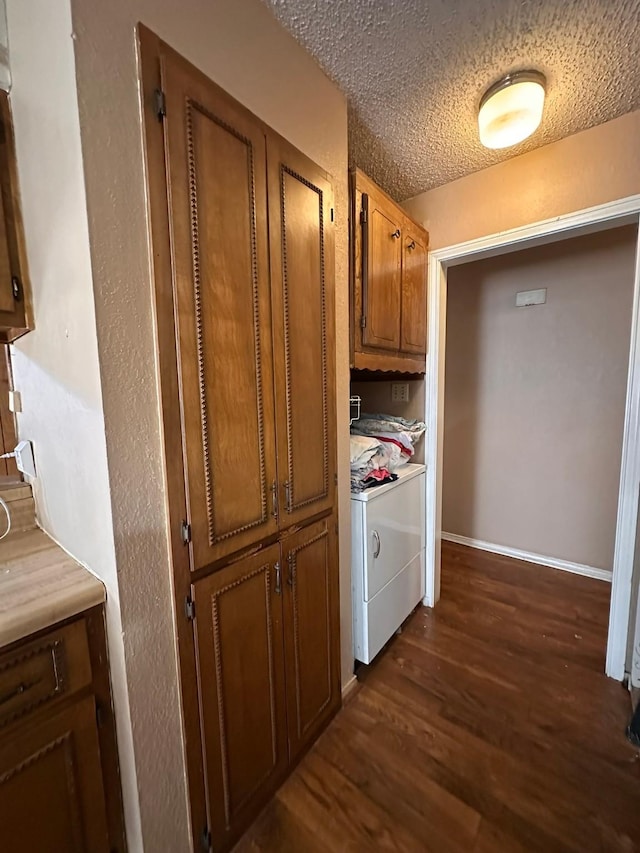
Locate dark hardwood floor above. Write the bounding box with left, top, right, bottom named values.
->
left=234, top=542, right=640, bottom=852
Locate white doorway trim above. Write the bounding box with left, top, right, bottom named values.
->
left=424, top=194, right=640, bottom=681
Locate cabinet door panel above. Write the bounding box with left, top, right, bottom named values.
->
left=268, top=137, right=336, bottom=526
left=401, top=228, right=428, bottom=354
left=0, top=92, right=32, bottom=342
left=162, top=53, right=278, bottom=571
left=282, top=516, right=340, bottom=760
left=0, top=696, right=110, bottom=853
left=362, top=190, right=402, bottom=351
left=193, top=545, right=287, bottom=849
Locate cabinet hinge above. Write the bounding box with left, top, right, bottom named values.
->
left=330, top=207, right=334, bottom=222
left=11, top=276, right=22, bottom=302
left=95, top=702, right=104, bottom=728
left=334, top=472, right=338, bottom=486
left=360, top=206, right=367, bottom=225
left=360, top=315, right=367, bottom=329
left=154, top=88, right=167, bottom=121
left=181, top=520, right=191, bottom=545
left=185, top=596, right=196, bottom=621
left=201, top=825, right=212, bottom=851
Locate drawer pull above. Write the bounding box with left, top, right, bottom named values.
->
left=0, top=678, right=41, bottom=707
left=0, top=622, right=91, bottom=729
left=372, top=530, right=381, bottom=559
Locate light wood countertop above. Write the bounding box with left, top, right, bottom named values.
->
left=0, top=527, right=105, bottom=649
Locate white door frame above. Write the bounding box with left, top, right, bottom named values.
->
left=424, top=195, right=640, bottom=681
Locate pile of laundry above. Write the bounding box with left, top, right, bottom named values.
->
left=350, top=413, right=426, bottom=493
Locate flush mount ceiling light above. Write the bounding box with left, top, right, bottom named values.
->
left=478, top=70, right=546, bottom=150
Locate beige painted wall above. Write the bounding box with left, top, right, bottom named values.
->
left=404, top=110, right=640, bottom=249
left=6, top=0, right=142, bottom=843
left=67, top=1, right=350, bottom=851
left=444, top=227, right=637, bottom=570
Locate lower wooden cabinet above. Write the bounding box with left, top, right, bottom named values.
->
left=0, top=697, right=110, bottom=853
left=193, top=543, right=288, bottom=846
left=281, top=517, right=340, bottom=762
left=0, top=610, right=125, bottom=853
left=192, top=515, right=340, bottom=851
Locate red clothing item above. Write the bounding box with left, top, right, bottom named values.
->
left=374, top=435, right=412, bottom=456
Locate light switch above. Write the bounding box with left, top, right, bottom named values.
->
left=516, top=288, right=547, bottom=307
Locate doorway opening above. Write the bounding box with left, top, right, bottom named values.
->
left=425, top=197, right=640, bottom=680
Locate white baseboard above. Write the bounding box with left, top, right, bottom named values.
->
left=441, top=532, right=612, bottom=582
left=341, top=674, right=359, bottom=703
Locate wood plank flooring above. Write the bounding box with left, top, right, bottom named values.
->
left=234, top=542, right=640, bottom=852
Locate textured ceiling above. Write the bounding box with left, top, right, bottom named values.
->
left=262, top=0, right=640, bottom=200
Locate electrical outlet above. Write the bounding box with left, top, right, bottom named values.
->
left=8, top=390, right=21, bottom=413
left=391, top=383, right=409, bottom=403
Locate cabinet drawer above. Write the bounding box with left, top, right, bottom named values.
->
left=364, top=472, right=424, bottom=600
left=0, top=619, right=92, bottom=729
left=355, top=551, right=424, bottom=664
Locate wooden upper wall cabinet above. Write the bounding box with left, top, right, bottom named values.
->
left=350, top=168, right=428, bottom=373
left=0, top=92, right=32, bottom=343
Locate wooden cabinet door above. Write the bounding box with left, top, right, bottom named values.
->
left=0, top=93, right=31, bottom=343
left=281, top=516, right=341, bottom=761
left=161, top=51, right=279, bottom=571
left=400, top=226, right=428, bottom=354
left=0, top=696, right=110, bottom=853
left=267, top=135, right=336, bottom=528
left=361, top=186, right=403, bottom=351
left=193, top=544, right=288, bottom=850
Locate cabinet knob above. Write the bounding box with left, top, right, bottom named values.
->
left=407, top=240, right=416, bottom=250
left=390, top=229, right=401, bottom=239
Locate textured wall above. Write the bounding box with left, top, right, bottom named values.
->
left=263, top=0, right=640, bottom=199
left=5, top=0, right=141, bottom=842
left=69, top=0, right=350, bottom=850
left=404, top=110, right=640, bottom=250
left=444, top=227, right=637, bottom=570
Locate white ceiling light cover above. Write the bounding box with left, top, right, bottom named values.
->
left=478, top=72, right=546, bottom=149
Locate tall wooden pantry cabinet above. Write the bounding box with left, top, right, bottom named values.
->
left=140, top=28, right=341, bottom=853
